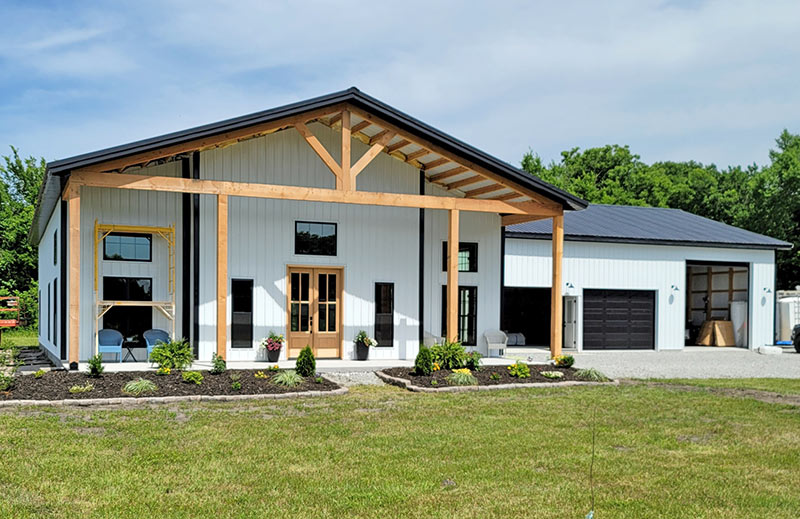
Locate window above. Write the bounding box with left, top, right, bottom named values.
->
left=103, top=233, right=152, bottom=262
left=441, top=285, right=478, bottom=346
left=295, top=221, right=337, bottom=256
left=231, top=279, right=254, bottom=348
left=47, top=282, right=51, bottom=342
left=53, top=230, right=58, bottom=265
left=102, top=277, right=153, bottom=345
left=53, top=280, right=57, bottom=348
left=374, top=283, right=394, bottom=347
left=441, top=242, right=478, bottom=272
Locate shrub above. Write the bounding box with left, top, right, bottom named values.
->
left=149, top=339, right=193, bottom=371
left=446, top=370, right=477, bottom=386
left=507, top=361, right=531, bottom=379
left=254, top=371, right=269, bottom=379
left=541, top=371, right=564, bottom=380
left=465, top=351, right=482, bottom=371
left=210, top=353, right=226, bottom=374
left=430, top=339, right=466, bottom=370
left=123, top=378, right=158, bottom=396
left=431, top=380, right=438, bottom=386
left=231, top=381, right=242, bottom=391
left=414, top=346, right=434, bottom=376
left=575, top=368, right=609, bottom=382
left=181, top=371, right=204, bottom=385
left=489, top=372, right=501, bottom=381
left=34, top=369, right=46, bottom=379
left=315, top=376, right=323, bottom=384
left=295, top=346, right=315, bottom=377
left=0, top=373, right=14, bottom=391
left=553, top=354, right=575, bottom=368
left=69, top=382, right=94, bottom=394
left=86, top=354, right=104, bottom=378
left=273, top=369, right=303, bottom=387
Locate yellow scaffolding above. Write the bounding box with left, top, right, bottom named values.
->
left=93, top=221, right=176, bottom=356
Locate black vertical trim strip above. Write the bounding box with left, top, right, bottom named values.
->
left=500, top=229, right=506, bottom=328
left=418, top=170, right=425, bottom=346
left=59, top=197, right=68, bottom=360
left=192, top=151, right=201, bottom=357
left=772, top=252, right=777, bottom=346
left=181, top=158, right=191, bottom=342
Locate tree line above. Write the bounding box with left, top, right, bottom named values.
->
left=521, top=130, right=800, bottom=289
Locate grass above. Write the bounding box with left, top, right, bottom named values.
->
left=655, top=378, right=800, bottom=395
left=0, top=383, right=799, bottom=518
left=0, top=328, right=38, bottom=348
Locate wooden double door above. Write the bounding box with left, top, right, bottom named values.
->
left=287, top=267, right=343, bottom=358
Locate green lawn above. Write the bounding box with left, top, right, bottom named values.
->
left=655, top=378, right=800, bottom=395
left=1, top=383, right=799, bottom=518
left=1, top=328, right=38, bottom=348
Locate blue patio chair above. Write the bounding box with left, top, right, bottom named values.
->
left=98, top=329, right=124, bottom=363
left=143, top=329, right=171, bottom=361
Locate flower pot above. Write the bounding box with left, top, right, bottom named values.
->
left=267, top=348, right=281, bottom=363
left=355, top=342, right=370, bottom=360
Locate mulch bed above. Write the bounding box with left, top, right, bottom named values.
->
left=0, top=369, right=339, bottom=401
left=382, top=364, right=580, bottom=388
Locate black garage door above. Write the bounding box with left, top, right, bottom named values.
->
left=583, top=289, right=655, bottom=350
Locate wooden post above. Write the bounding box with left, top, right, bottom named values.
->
left=68, top=183, right=81, bottom=369
left=447, top=209, right=459, bottom=341
left=550, top=214, right=564, bottom=358
left=341, top=110, right=351, bottom=190
left=216, top=194, right=228, bottom=359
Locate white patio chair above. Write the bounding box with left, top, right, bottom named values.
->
left=484, top=330, right=508, bottom=358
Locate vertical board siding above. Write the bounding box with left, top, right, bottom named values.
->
left=37, top=205, right=61, bottom=358
left=505, top=238, right=776, bottom=350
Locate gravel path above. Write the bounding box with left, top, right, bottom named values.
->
left=322, top=371, right=384, bottom=386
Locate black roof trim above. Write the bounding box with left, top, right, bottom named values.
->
left=505, top=232, right=791, bottom=251
left=46, top=87, right=586, bottom=210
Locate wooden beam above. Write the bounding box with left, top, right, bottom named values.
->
left=464, top=183, right=504, bottom=197
left=386, top=139, right=410, bottom=154
left=328, top=113, right=342, bottom=126
left=341, top=110, right=351, bottom=190
left=429, top=166, right=468, bottom=183
left=76, top=104, right=346, bottom=174
left=72, top=171, right=558, bottom=216
left=492, top=192, right=523, bottom=201
left=67, top=182, right=81, bottom=369
left=217, top=194, right=228, bottom=360
left=446, top=175, right=484, bottom=191
left=421, top=157, right=449, bottom=170
left=405, top=148, right=430, bottom=161
left=351, top=120, right=371, bottom=133
left=369, top=130, right=391, bottom=145
left=351, top=130, right=395, bottom=178
left=501, top=214, right=551, bottom=226
left=349, top=106, right=563, bottom=210
left=447, top=209, right=459, bottom=342
left=294, top=122, right=342, bottom=180
left=550, top=214, right=564, bottom=358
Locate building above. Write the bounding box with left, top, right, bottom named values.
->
left=502, top=204, right=791, bottom=351
left=32, top=88, right=585, bottom=369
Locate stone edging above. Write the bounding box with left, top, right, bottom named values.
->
left=375, top=370, right=618, bottom=393
left=0, top=378, right=348, bottom=408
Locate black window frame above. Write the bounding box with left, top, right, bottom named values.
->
left=441, top=242, right=478, bottom=273
left=47, top=282, right=51, bottom=342
left=231, top=278, right=254, bottom=349
left=374, top=282, right=394, bottom=347
left=103, top=232, right=153, bottom=262
left=53, top=230, right=58, bottom=265
left=441, top=285, right=478, bottom=346
left=52, top=279, right=57, bottom=348
left=294, top=221, right=338, bottom=256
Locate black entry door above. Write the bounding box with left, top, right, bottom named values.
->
left=583, top=289, right=655, bottom=350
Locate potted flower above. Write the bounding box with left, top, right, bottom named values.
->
left=260, top=331, right=285, bottom=362
left=353, top=330, right=377, bottom=360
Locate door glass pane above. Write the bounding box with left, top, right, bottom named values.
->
left=328, top=274, right=336, bottom=302
left=328, top=303, right=336, bottom=331
left=318, top=303, right=327, bottom=331
left=319, top=274, right=327, bottom=302
left=291, top=273, right=299, bottom=301
left=301, top=273, right=309, bottom=301
left=300, top=303, right=309, bottom=332
left=291, top=303, right=299, bottom=332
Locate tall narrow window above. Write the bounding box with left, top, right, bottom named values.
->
left=231, top=279, right=253, bottom=348
left=47, top=282, right=51, bottom=342
left=295, top=221, right=337, bottom=256
left=53, top=280, right=57, bottom=348
left=441, top=242, right=478, bottom=272
left=103, top=233, right=152, bottom=262
left=374, top=283, right=394, bottom=347
left=441, top=285, right=478, bottom=346
left=53, top=230, right=58, bottom=265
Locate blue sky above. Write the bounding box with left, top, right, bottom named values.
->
left=1, top=0, right=799, bottom=169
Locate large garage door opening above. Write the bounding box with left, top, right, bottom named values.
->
left=583, top=289, right=655, bottom=350
left=501, top=287, right=550, bottom=347
left=685, top=262, right=749, bottom=347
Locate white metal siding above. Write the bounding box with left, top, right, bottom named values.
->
left=505, top=238, right=776, bottom=350
left=37, top=204, right=61, bottom=359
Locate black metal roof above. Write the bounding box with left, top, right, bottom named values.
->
left=506, top=204, right=792, bottom=250
left=31, top=87, right=588, bottom=242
